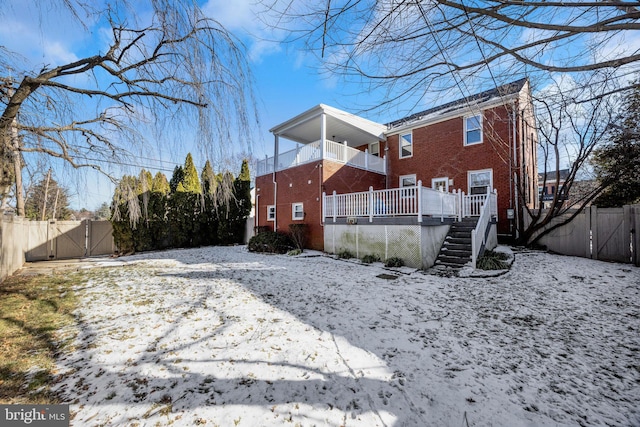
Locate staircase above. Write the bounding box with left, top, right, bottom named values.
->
left=433, top=217, right=478, bottom=270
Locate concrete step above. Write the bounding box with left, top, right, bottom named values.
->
left=434, top=260, right=465, bottom=269
left=436, top=255, right=470, bottom=265
left=439, top=249, right=471, bottom=258
left=445, top=236, right=471, bottom=245
left=442, top=242, right=472, bottom=251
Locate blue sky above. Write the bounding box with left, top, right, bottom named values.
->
left=1, top=0, right=638, bottom=210
left=1, top=0, right=396, bottom=210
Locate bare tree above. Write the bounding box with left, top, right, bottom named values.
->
left=0, top=0, right=258, bottom=217
left=260, top=0, right=640, bottom=108
left=519, top=74, right=620, bottom=245
left=261, top=0, right=638, bottom=245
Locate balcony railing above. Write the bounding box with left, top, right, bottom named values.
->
left=256, top=139, right=385, bottom=176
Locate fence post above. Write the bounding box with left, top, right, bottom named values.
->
left=417, top=180, right=423, bottom=223
left=332, top=190, right=337, bottom=223
left=623, top=204, right=632, bottom=264
left=369, top=186, right=374, bottom=223
left=591, top=205, right=598, bottom=260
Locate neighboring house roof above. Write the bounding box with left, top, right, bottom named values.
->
left=269, top=104, right=387, bottom=146
left=538, top=169, right=571, bottom=183
left=387, top=78, right=529, bottom=131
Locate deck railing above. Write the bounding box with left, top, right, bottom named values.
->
left=323, top=181, right=459, bottom=223
left=323, top=184, right=497, bottom=225
left=471, top=190, right=498, bottom=268
left=256, top=139, right=385, bottom=176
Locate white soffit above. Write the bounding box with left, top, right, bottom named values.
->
left=269, top=104, right=386, bottom=146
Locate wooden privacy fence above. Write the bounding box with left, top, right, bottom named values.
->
left=24, top=219, right=115, bottom=261
left=1, top=216, right=116, bottom=281
left=527, top=205, right=640, bottom=266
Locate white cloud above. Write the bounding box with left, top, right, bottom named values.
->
left=202, top=0, right=284, bottom=62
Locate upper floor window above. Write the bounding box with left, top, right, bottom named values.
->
left=399, top=132, right=413, bottom=158
left=464, top=114, right=482, bottom=146
left=369, top=141, right=380, bottom=157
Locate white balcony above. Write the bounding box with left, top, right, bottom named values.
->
left=256, top=139, right=386, bottom=176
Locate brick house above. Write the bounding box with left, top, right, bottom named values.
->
left=255, top=78, right=538, bottom=263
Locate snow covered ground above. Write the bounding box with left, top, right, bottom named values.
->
left=54, top=246, right=640, bottom=426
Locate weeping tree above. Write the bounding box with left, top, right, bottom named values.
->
left=0, top=0, right=257, bottom=217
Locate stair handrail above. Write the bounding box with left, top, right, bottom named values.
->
left=470, top=189, right=497, bottom=268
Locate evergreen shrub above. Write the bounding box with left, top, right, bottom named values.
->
left=247, top=231, right=294, bottom=254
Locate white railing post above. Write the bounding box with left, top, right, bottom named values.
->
left=369, top=186, right=374, bottom=223
left=417, top=180, right=423, bottom=222
left=332, top=190, right=337, bottom=223
left=322, top=191, right=326, bottom=223
left=365, top=148, right=369, bottom=170
left=343, top=141, right=348, bottom=164
left=471, top=229, right=477, bottom=268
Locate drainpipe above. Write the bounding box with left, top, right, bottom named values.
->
left=511, top=101, right=519, bottom=239
left=319, top=163, right=324, bottom=228
left=255, top=194, right=260, bottom=232
left=273, top=134, right=279, bottom=231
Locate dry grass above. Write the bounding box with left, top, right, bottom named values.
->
left=0, top=272, right=82, bottom=404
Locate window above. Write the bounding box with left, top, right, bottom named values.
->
left=468, top=169, right=492, bottom=195
left=464, top=114, right=482, bottom=145
left=267, top=205, right=275, bottom=221
left=399, top=132, right=413, bottom=158
left=369, top=141, right=380, bottom=157
left=292, top=203, right=304, bottom=220
left=432, top=177, right=449, bottom=192
left=400, top=174, right=417, bottom=187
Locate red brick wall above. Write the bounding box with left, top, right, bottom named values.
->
left=254, top=160, right=386, bottom=250
left=386, top=105, right=517, bottom=235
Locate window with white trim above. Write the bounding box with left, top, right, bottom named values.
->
left=468, top=169, right=492, bottom=195
left=369, top=141, right=380, bottom=157
left=399, top=132, right=413, bottom=158
left=267, top=205, right=275, bottom=221
left=432, top=177, right=449, bottom=192
left=292, top=203, right=304, bottom=220
left=464, top=114, right=482, bottom=145
left=400, top=174, right=417, bottom=187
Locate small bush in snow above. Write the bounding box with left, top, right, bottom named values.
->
left=287, top=249, right=303, bottom=256
left=247, top=231, right=294, bottom=254
left=477, top=250, right=511, bottom=270
left=361, top=254, right=381, bottom=264
left=385, top=257, right=405, bottom=268
left=337, top=249, right=355, bottom=259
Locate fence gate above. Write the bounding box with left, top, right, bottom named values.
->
left=533, top=205, right=639, bottom=267
left=25, top=220, right=115, bottom=262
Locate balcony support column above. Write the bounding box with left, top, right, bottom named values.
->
left=320, top=112, right=326, bottom=161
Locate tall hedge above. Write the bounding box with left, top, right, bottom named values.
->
left=111, top=155, right=252, bottom=253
